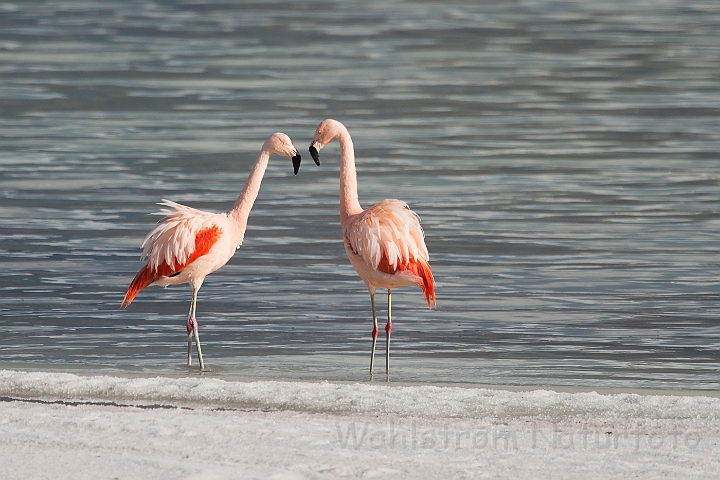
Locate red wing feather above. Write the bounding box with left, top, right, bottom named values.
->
left=377, top=254, right=436, bottom=309
left=121, top=226, right=222, bottom=308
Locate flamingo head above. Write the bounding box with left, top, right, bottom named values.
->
left=309, top=119, right=345, bottom=166
left=264, top=132, right=302, bottom=175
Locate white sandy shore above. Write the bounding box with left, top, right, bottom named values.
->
left=1, top=370, right=718, bottom=479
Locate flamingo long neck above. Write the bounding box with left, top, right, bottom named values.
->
left=228, top=149, right=271, bottom=241
left=336, top=127, right=363, bottom=223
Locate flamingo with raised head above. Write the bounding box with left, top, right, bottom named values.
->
left=309, top=119, right=436, bottom=378
left=121, top=133, right=304, bottom=370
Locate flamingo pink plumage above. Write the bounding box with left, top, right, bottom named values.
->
left=121, top=133, right=303, bottom=370
left=309, top=119, right=436, bottom=378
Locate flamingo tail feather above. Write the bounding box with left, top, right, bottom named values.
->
left=121, top=264, right=154, bottom=308
left=415, top=258, right=436, bottom=309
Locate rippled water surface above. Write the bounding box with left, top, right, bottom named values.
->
left=1, top=0, right=718, bottom=390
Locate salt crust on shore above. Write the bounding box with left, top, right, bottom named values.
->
left=1, top=370, right=718, bottom=479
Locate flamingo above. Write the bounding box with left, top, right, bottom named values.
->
left=121, top=133, right=305, bottom=370
left=309, top=119, right=436, bottom=378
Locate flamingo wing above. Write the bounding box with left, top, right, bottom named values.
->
left=344, top=199, right=436, bottom=307
left=142, top=200, right=223, bottom=272
left=121, top=200, right=223, bottom=307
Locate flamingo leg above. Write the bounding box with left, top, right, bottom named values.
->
left=186, top=290, right=195, bottom=367
left=187, top=331, right=193, bottom=367
left=194, top=327, right=205, bottom=371
left=369, top=293, right=378, bottom=378
left=385, top=289, right=392, bottom=378
left=185, top=287, right=205, bottom=371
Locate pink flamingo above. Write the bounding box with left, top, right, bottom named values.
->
left=121, top=133, right=304, bottom=370
left=309, top=119, right=436, bottom=377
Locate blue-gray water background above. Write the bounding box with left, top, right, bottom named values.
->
left=1, top=0, right=718, bottom=390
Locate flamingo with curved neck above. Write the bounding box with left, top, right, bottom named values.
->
left=121, top=133, right=303, bottom=370
left=310, top=119, right=436, bottom=378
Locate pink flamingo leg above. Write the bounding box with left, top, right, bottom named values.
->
left=385, top=289, right=392, bottom=378
left=370, top=293, right=378, bottom=378
left=185, top=288, right=205, bottom=370
left=186, top=315, right=197, bottom=366
left=193, top=328, right=204, bottom=370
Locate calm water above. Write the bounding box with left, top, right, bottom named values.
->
left=1, top=0, right=718, bottom=390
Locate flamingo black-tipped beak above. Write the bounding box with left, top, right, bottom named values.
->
left=309, top=144, right=321, bottom=165
left=292, top=154, right=302, bottom=175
